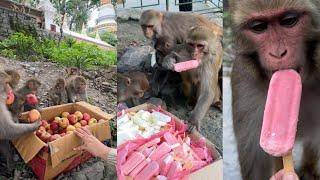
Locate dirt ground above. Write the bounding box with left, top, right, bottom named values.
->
left=0, top=57, right=117, bottom=179
left=117, top=19, right=223, bottom=153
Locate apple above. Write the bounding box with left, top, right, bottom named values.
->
left=28, top=109, right=41, bottom=122
left=58, top=128, right=66, bottom=134
left=50, top=122, right=59, bottom=131
left=60, top=132, right=66, bottom=137
left=74, top=111, right=83, bottom=120
left=79, top=120, right=87, bottom=126
left=59, top=118, right=69, bottom=128
left=66, top=125, right=76, bottom=132
left=6, top=89, right=15, bottom=105
left=40, top=132, right=51, bottom=143
left=74, top=122, right=81, bottom=128
left=48, top=134, right=61, bottom=142
left=61, top=112, right=70, bottom=118
left=66, top=131, right=73, bottom=134
left=36, top=128, right=46, bottom=137
left=82, top=113, right=90, bottom=121
left=41, top=120, right=50, bottom=130
left=26, top=94, right=38, bottom=106
left=53, top=117, right=62, bottom=123
left=47, top=129, right=53, bottom=135
left=88, top=118, right=97, bottom=126
left=38, top=126, right=46, bottom=131
left=67, top=114, right=78, bottom=125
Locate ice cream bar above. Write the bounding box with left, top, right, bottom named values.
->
left=130, top=158, right=151, bottom=177
left=167, top=161, right=182, bottom=178
left=150, top=142, right=172, bottom=161
left=137, top=138, right=161, bottom=152
left=174, top=60, right=199, bottom=72
left=163, top=132, right=179, bottom=145
left=141, top=146, right=156, bottom=157
left=160, top=154, right=173, bottom=176
left=135, top=161, right=160, bottom=180
left=260, top=69, right=302, bottom=171
left=122, top=152, right=145, bottom=175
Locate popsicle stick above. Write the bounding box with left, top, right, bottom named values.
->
left=283, top=153, right=294, bottom=172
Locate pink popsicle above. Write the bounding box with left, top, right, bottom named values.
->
left=260, top=69, right=302, bottom=171
left=130, top=158, right=151, bottom=177
left=174, top=60, right=199, bottom=72
left=122, top=152, right=145, bottom=175
left=135, top=161, right=160, bottom=180
left=150, top=142, right=172, bottom=161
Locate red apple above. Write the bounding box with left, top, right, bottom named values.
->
left=53, top=117, right=62, bottom=123
left=28, top=109, right=41, bottom=122
left=79, top=120, right=87, bottom=126
left=49, top=134, right=61, bottom=142
left=58, top=128, right=66, bottom=134
left=59, top=118, right=69, bottom=128
left=88, top=118, right=97, bottom=126
left=82, top=113, right=90, bottom=121
left=26, top=94, right=38, bottom=106
left=40, top=132, right=51, bottom=143
left=6, top=89, right=15, bottom=105
left=67, top=114, right=78, bottom=125
left=47, top=129, right=53, bottom=135
left=36, top=128, right=46, bottom=137
left=41, top=120, right=50, bottom=130
left=50, top=122, right=59, bottom=131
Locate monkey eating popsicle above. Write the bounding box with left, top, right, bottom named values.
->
left=174, top=60, right=199, bottom=72
left=260, top=69, right=302, bottom=172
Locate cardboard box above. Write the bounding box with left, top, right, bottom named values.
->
left=12, top=102, right=115, bottom=180
left=123, top=103, right=223, bottom=180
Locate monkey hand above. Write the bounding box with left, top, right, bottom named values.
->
left=162, top=57, right=176, bottom=71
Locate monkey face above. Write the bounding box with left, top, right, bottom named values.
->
left=186, top=41, right=208, bottom=61
left=76, top=82, right=86, bottom=93
left=142, top=24, right=156, bottom=39
left=242, top=10, right=310, bottom=73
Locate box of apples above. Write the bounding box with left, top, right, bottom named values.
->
left=12, top=101, right=114, bottom=180
left=117, top=104, right=222, bottom=180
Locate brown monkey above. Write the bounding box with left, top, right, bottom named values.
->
left=4, top=70, right=20, bottom=90
left=66, top=75, right=88, bottom=103
left=65, top=67, right=80, bottom=77
left=15, top=78, right=41, bottom=112
left=0, top=71, right=41, bottom=173
left=48, top=78, right=68, bottom=105
left=230, top=0, right=320, bottom=179
left=117, top=71, right=149, bottom=107
left=162, top=26, right=223, bottom=130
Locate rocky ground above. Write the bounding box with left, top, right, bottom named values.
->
left=117, top=10, right=223, bottom=153
left=0, top=57, right=117, bottom=180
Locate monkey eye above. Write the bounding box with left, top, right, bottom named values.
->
left=188, top=43, right=195, bottom=47
left=248, top=20, right=268, bottom=33
left=196, top=44, right=205, bottom=49
left=279, top=13, right=299, bottom=27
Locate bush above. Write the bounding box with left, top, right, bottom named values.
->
left=88, top=31, right=118, bottom=46
left=0, top=32, right=116, bottom=69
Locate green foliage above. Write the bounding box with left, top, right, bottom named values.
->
left=0, top=32, right=116, bottom=69
left=88, top=31, right=118, bottom=46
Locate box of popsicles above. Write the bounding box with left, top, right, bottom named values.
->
left=117, top=103, right=222, bottom=180
left=12, top=102, right=115, bottom=180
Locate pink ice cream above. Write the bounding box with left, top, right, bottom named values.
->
left=174, top=60, right=199, bottom=72
left=260, top=69, right=302, bottom=156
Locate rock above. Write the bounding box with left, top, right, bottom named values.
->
left=117, top=8, right=142, bottom=21
left=118, top=46, right=153, bottom=72
left=84, top=162, right=105, bottom=180
left=71, top=172, right=87, bottom=180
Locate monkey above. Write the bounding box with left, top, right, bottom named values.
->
left=117, top=71, right=150, bottom=107
left=66, top=75, right=88, bottom=103
left=65, top=67, right=80, bottom=77
left=0, top=71, right=41, bottom=174
left=48, top=78, right=68, bottom=105
left=14, top=78, right=41, bottom=112
left=230, top=0, right=320, bottom=179
left=162, top=26, right=223, bottom=130
left=4, top=70, right=20, bottom=90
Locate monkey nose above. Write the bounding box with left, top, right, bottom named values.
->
left=269, top=49, right=287, bottom=59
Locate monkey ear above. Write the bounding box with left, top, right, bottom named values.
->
left=126, top=77, right=131, bottom=86
left=165, top=42, right=171, bottom=49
